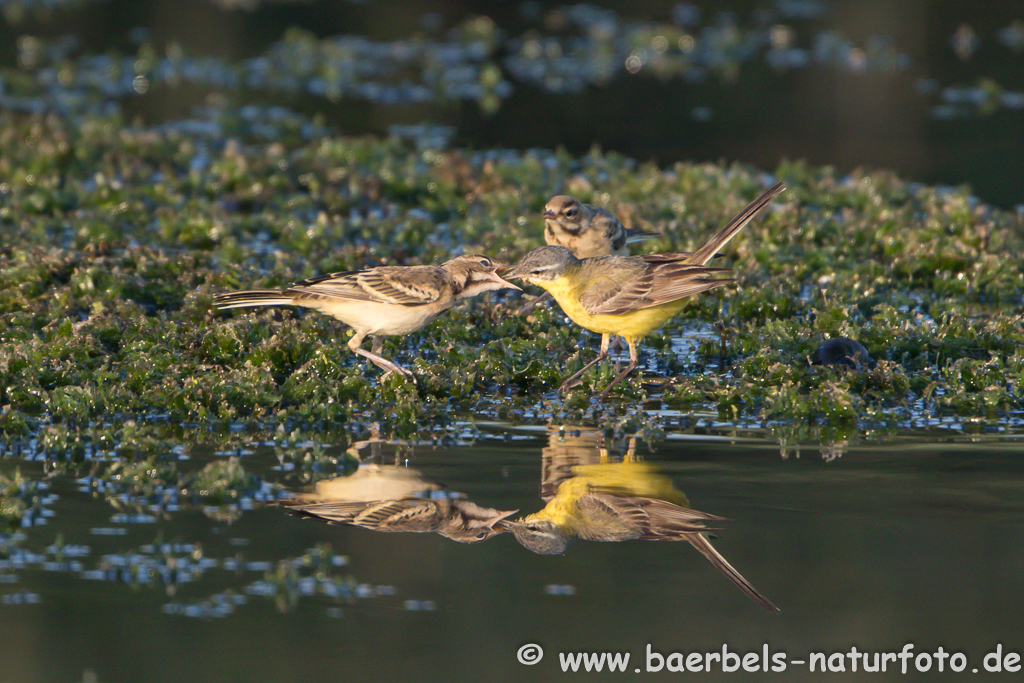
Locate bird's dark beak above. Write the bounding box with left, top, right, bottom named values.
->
left=501, top=265, right=519, bottom=279
left=488, top=509, right=519, bottom=528
left=542, top=209, right=556, bottom=219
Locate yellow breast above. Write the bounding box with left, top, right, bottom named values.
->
left=539, top=277, right=687, bottom=340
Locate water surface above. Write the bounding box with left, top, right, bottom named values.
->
left=2, top=428, right=1023, bottom=681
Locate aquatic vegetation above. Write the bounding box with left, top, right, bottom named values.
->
left=1, top=110, right=1023, bottom=447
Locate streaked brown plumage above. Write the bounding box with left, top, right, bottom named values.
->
left=213, top=254, right=519, bottom=380
left=279, top=497, right=517, bottom=543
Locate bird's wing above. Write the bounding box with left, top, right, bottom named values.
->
left=277, top=499, right=372, bottom=524
left=576, top=257, right=649, bottom=314
left=579, top=258, right=731, bottom=315
left=574, top=493, right=645, bottom=541
left=352, top=499, right=442, bottom=531
left=572, top=494, right=779, bottom=612
left=624, top=498, right=726, bottom=539
left=278, top=498, right=440, bottom=532
left=637, top=262, right=734, bottom=309
left=639, top=252, right=692, bottom=263
left=291, top=266, right=448, bottom=305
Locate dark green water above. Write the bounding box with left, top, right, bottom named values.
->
left=2, top=429, right=1023, bottom=682
left=3, top=0, right=1024, bottom=206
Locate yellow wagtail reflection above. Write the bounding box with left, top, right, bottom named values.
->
left=507, top=432, right=779, bottom=613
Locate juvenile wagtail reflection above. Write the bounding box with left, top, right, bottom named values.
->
left=505, top=459, right=779, bottom=613
left=214, top=255, right=519, bottom=380
left=278, top=466, right=516, bottom=543
left=508, top=183, right=784, bottom=398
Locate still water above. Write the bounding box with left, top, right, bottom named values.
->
left=2, top=427, right=1023, bottom=682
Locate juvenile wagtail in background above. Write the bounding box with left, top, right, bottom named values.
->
left=504, top=460, right=779, bottom=612
left=543, top=195, right=659, bottom=258
left=214, top=255, right=519, bottom=380
left=507, top=182, right=785, bottom=399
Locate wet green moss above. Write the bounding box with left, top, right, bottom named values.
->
left=2, top=112, right=1024, bottom=449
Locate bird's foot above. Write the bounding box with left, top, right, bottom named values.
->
left=558, top=377, right=584, bottom=394
left=518, top=291, right=551, bottom=316
left=379, top=366, right=417, bottom=385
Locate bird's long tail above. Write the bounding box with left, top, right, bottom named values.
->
left=687, top=182, right=785, bottom=266
left=686, top=532, right=781, bottom=614
left=213, top=290, right=295, bottom=309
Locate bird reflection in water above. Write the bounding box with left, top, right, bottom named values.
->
left=278, top=436, right=517, bottom=543
left=504, top=427, right=780, bottom=613
left=276, top=427, right=777, bottom=611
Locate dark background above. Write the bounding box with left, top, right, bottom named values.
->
left=2, top=0, right=1023, bottom=204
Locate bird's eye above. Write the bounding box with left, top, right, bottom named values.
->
left=476, top=531, right=488, bottom=540
left=478, top=258, right=492, bottom=267
left=564, top=207, right=578, bottom=218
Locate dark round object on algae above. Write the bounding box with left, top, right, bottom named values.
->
left=812, top=337, right=871, bottom=370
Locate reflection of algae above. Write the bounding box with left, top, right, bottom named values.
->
left=0, top=468, right=49, bottom=532
left=3, top=522, right=371, bottom=617
left=80, top=455, right=278, bottom=524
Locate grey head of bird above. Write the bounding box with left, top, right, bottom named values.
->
left=506, top=246, right=579, bottom=283
left=543, top=195, right=587, bottom=235
left=505, top=517, right=572, bottom=555
left=442, top=254, right=522, bottom=298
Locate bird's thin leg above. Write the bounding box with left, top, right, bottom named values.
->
left=597, top=337, right=639, bottom=400
left=348, top=331, right=414, bottom=381
left=559, top=334, right=611, bottom=393
left=518, top=290, right=552, bottom=316
left=612, top=335, right=628, bottom=360
left=372, top=335, right=396, bottom=381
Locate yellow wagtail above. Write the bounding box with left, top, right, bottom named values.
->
left=523, top=195, right=662, bottom=316
left=214, top=254, right=520, bottom=380
left=507, top=182, right=784, bottom=398
left=504, top=460, right=779, bottom=613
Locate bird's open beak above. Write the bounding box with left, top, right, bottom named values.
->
left=488, top=271, right=522, bottom=291
left=542, top=209, right=557, bottom=219
left=488, top=509, right=519, bottom=528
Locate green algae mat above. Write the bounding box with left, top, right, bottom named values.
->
left=2, top=113, right=1023, bottom=456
